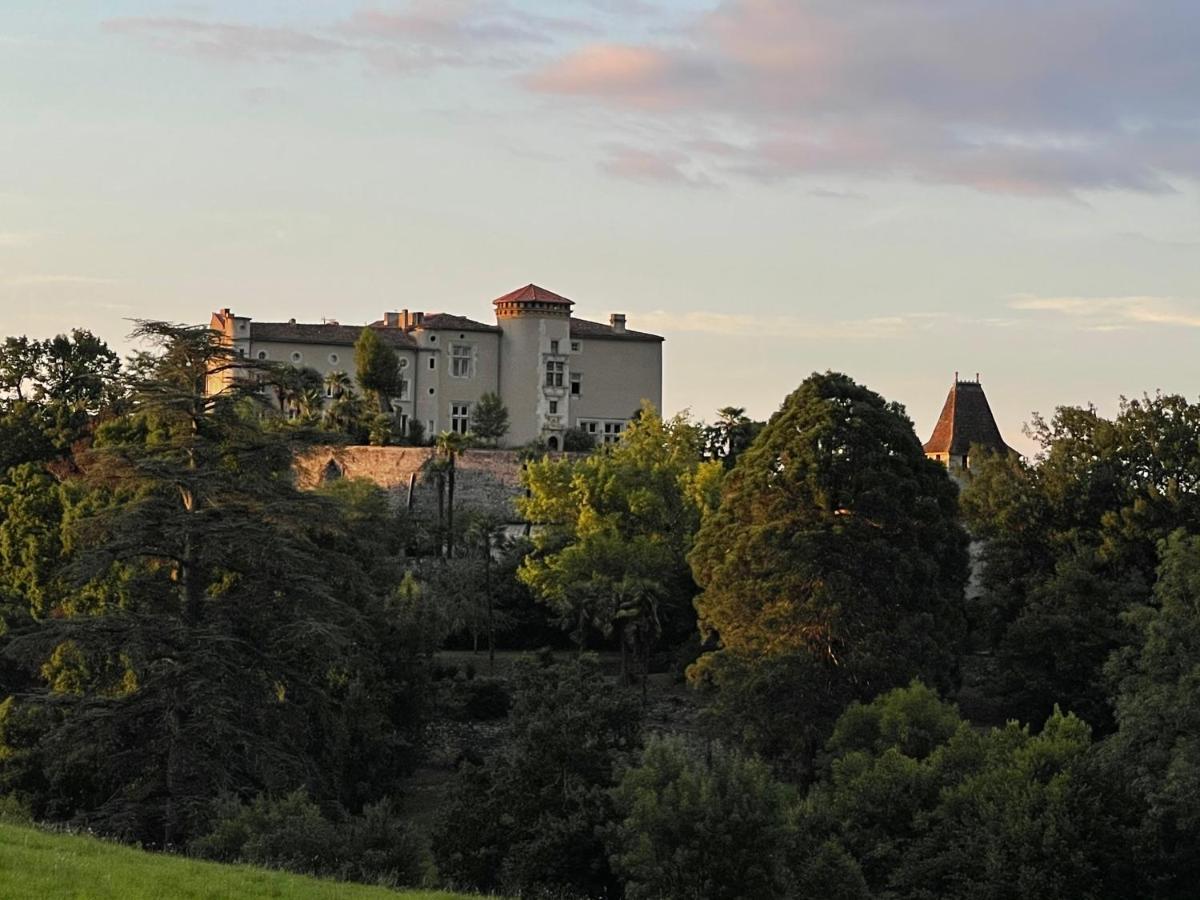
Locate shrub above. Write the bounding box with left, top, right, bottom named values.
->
left=191, top=790, right=341, bottom=874
left=561, top=427, right=595, bottom=452
left=191, top=790, right=425, bottom=888
left=610, top=736, right=795, bottom=900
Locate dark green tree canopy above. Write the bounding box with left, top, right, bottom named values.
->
left=689, top=372, right=968, bottom=773
left=692, top=371, right=967, bottom=678
left=353, top=328, right=400, bottom=412
left=469, top=391, right=509, bottom=445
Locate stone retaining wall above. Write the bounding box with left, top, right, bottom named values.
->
left=296, top=445, right=527, bottom=522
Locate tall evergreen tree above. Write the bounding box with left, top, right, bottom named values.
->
left=0, top=322, right=422, bottom=844
left=690, top=372, right=968, bottom=775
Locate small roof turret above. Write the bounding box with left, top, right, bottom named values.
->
left=493, top=283, right=574, bottom=319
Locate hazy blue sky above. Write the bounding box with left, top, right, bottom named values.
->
left=3, top=1, right=1199, bottom=452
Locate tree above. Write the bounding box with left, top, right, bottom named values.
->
left=518, top=404, right=723, bottom=673
left=689, top=372, right=968, bottom=775
left=0, top=337, right=40, bottom=402
left=1104, top=530, right=1200, bottom=895
left=704, top=405, right=763, bottom=469
left=0, top=321, right=425, bottom=845
left=961, top=393, right=1200, bottom=731
left=354, top=327, right=400, bottom=413
left=35, top=330, right=122, bottom=414
left=610, top=735, right=795, bottom=900
left=432, top=656, right=641, bottom=898
left=433, top=430, right=472, bottom=559
left=800, top=681, right=1122, bottom=900
left=469, top=392, right=508, bottom=447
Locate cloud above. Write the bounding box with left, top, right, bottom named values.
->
left=0, top=232, right=36, bottom=247
left=1010, top=294, right=1200, bottom=330
left=526, top=0, right=1200, bottom=196
left=598, top=144, right=716, bottom=186
left=103, top=17, right=348, bottom=63
left=7, top=275, right=118, bottom=286
left=634, top=309, right=944, bottom=341
left=106, top=2, right=594, bottom=71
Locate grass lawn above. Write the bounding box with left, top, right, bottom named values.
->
left=0, top=821, right=479, bottom=900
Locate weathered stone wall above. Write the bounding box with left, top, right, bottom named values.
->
left=296, top=446, right=527, bottom=522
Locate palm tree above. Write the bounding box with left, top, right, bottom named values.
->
left=323, top=369, right=352, bottom=399
left=613, top=576, right=664, bottom=705
left=435, top=430, right=472, bottom=559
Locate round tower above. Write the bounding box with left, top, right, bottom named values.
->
left=493, top=284, right=574, bottom=448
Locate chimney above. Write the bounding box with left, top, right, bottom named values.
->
left=401, top=309, right=410, bottom=329
left=413, top=311, right=425, bottom=327
left=382, top=311, right=400, bottom=327
left=610, top=313, right=627, bottom=334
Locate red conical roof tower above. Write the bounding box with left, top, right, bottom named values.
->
left=924, top=374, right=1014, bottom=469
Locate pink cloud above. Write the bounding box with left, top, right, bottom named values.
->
left=525, top=44, right=714, bottom=109
left=598, top=145, right=716, bottom=187
left=525, top=0, right=1200, bottom=196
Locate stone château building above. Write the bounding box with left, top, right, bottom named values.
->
left=923, top=375, right=1014, bottom=472
left=208, top=283, right=663, bottom=449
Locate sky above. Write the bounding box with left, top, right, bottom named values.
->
left=2, top=1, right=1199, bottom=454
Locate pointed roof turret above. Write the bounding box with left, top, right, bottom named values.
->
left=923, top=375, right=1014, bottom=460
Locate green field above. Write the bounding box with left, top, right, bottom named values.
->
left=0, top=822, right=478, bottom=900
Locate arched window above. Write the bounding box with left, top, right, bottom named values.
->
left=547, top=436, right=560, bottom=451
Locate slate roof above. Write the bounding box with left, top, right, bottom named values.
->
left=923, top=380, right=1014, bottom=457
left=250, top=322, right=418, bottom=349
left=570, top=317, right=664, bottom=342
left=377, top=313, right=500, bottom=334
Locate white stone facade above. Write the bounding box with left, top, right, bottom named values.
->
left=208, top=283, right=663, bottom=449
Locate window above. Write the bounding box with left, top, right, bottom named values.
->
left=237, top=347, right=245, bottom=358
left=429, top=334, right=437, bottom=343
left=603, top=422, right=623, bottom=444
left=428, top=387, right=435, bottom=395
left=397, top=378, right=410, bottom=401
left=570, top=373, right=582, bottom=396
left=570, top=341, right=581, bottom=352
left=329, top=353, right=339, bottom=365
left=257, top=350, right=268, bottom=360
left=545, top=360, right=565, bottom=387
left=580, top=420, right=598, bottom=434
left=399, top=357, right=409, bottom=370
left=291, top=351, right=302, bottom=363
left=428, top=357, right=436, bottom=370
left=451, top=403, right=470, bottom=434
left=549, top=400, right=558, bottom=414
left=550, top=339, right=559, bottom=354
left=451, top=343, right=472, bottom=378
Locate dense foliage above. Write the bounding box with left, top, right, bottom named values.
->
left=6, top=320, right=1200, bottom=899
left=690, top=372, right=969, bottom=775
left=519, top=405, right=723, bottom=678
left=432, top=657, right=641, bottom=898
